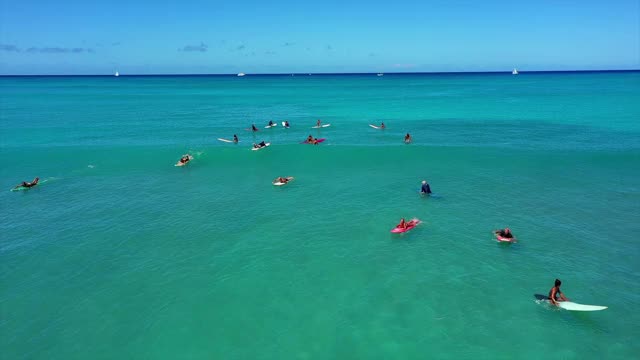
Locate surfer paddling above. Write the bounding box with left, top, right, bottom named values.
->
left=14, top=177, right=39, bottom=189
left=253, top=141, right=268, bottom=149
left=549, top=279, right=569, bottom=306
left=176, top=154, right=192, bottom=166
left=273, top=176, right=293, bottom=185
left=305, top=135, right=319, bottom=144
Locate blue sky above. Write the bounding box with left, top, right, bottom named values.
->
left=0, top=0, right=638, bottom=74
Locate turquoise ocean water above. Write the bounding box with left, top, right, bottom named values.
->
left=1, top=72, right=639, bottom=359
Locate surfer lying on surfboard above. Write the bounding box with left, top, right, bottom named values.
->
left=494, top=228, right=516, bottom=242
left=549, top=279, right=569, bottom=305
left=274, top=177, right=291, bottom=184
left=253, top=141, right=268, bottom=149
left=14, top=177, right=39, bottom=189
left=305, top=135, right=321, bottom=144
left=176, top=154, right=192, bottom=166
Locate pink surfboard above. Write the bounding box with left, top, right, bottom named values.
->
left=301, top=138, right=326, bottom=144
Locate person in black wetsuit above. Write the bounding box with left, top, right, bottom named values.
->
left=548, top=279, right=569, bottom=305
left=253, top=141, right=267, bottom=148
left=268, top=120, right=274, bottom=126
left=233, top=134, right=239, bottom=143
left=284, top=121, right=290, bottom=128
left=420, top=180, right=432, bottom=195
left=251, top=124, right=258, bottom=132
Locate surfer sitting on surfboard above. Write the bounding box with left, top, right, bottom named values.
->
left=397, top=218, right=408, bottom=229
left=233, top=134, right=239, bottom=143
left=253, top=141, right=267, bottom=149
left=381, top=122, right=385, bottom=129
left=404, top=133, right=412, bottom=144
left=284, top=120, right=290, bottom=127
left=268, top=120, right=274, bottom=127
left=307, top=135, right=315, bottom=143
left=549, top=279, right=569, bottom=305
left=274, top=177, right=290, bottom=184
left=14, top=177, right=39, bottom=189
left=251, top=124, right=258, bottom=132
left=316, top=119, right=322, bottom=127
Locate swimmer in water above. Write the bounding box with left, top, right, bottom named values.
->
left=420, top=180, right=432, bottom=195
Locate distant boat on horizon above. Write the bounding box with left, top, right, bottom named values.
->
left=114, top=71, right=119, bottom=77
left=237, top=72, right=246, bottom=77
left=512, top=68, right=519, bottom=75
left=377, top=73, right=384, bottom=77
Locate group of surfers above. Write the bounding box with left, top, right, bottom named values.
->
left=10, top=175, right=570, bottom=307
left=249, top=119, right=411, bottom=143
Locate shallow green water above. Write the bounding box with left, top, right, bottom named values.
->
left=1, top=73, right=639, bottom=359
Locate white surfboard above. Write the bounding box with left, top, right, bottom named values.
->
left=558, top=302, right=607, bottom=311
left=311, top=124, right=331, bottom=129
left=265, top=124, right=277, bottom=129
left=282, top=121, right=290, bottom=128
left=251, top=143, right=271, bottom=151
left=369, top=124, right=381, bottom=129
left=217, top=138, right=237, bottom=143
left=534, top=294, right=607, bottom=311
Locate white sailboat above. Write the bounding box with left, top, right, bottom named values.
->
left=512, top=68, right=518, bottom=75
left=237, top=72, right=246, bottom=77
left=114, top=71, right=119, bottom=77
left=377, top=73, right=384, bottom=77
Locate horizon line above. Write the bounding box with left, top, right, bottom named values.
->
left=1, top=69, right=638, bottom=77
